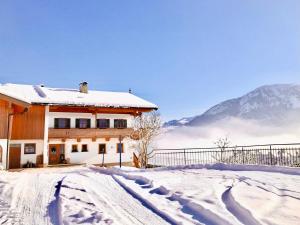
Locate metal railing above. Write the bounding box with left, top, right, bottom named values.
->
left=149, top=143, right=300, bottom=167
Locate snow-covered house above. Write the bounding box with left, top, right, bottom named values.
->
left=0, top=82, right=157, bottom=169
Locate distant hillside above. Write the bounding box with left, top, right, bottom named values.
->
left=163, top=116, right=195, bottom=127
left=165, top=84, right=300, bottom=127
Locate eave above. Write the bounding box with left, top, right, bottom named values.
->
left=0, top=93, right=31, bottom=107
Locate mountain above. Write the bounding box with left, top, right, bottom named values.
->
left=163, top=116, right=195, bottom=127
left=165, top=84, right=300, bottom=127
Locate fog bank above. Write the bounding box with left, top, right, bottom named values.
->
left=156, top=117, right=300, bottom=149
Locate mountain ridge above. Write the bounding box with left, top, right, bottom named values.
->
left=164, top=84, right=300, bottom=127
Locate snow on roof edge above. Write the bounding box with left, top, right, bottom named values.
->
left=30, top=102, right=158, bottom=109
left=0, top=83, right=158, bottom=109
left=0, top=89, right=31, bottom=104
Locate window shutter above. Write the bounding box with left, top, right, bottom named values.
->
left=66, top=119, right=71, bottom=128
left=75, top=119, right=80, bottom=128
left=107, top=119, right=110, bottom=128
left=124, top=120, right=127, bottom=128
left=87, top=119, right=91, bottom=128
left=54, top=119, right=59, bottom=128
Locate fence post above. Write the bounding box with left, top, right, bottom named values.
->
left=184, top=149, right=187, bottom=165
left=270, top=145, right=273, bottom=165
left=242, top=147, right=245, bottom=164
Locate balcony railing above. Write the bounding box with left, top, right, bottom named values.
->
left=48, top=128, right=136, bottom=139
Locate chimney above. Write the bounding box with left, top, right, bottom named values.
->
left=129, top=88, right=132, bottom=94
left=79, top=82, right=88, bottom=93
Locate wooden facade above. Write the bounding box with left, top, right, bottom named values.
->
left=48, top=128, right=135, bottom=139
left=11, top=105, right=45, bottom=140
left=0, top=100, right=9, bottom=139
left=1, top=102, right=145, bottom=141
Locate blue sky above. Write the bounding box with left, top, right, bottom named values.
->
left=0, top=1, right=300, bottom=121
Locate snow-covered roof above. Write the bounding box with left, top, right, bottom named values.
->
left=0, top=83, right=158, bottom=109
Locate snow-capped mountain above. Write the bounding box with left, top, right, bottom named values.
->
left=163, top=116, right=195, bottom=127
left=165, top=84, right=300, bottom=127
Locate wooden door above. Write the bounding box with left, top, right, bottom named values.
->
left=49, top=144, right=61, bottom=165
left=9, top=145, right=21, bottom=169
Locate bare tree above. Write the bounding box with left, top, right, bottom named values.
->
left=214, top=136, right=231, bottom=162
left=132, top=111, right=161, bottom=168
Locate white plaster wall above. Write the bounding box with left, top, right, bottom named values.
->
left=48, top=112, right=96, bottom=128
left=95, top=113, right=134, bottom=128
left=48, top=138, right=134, bottom=165
left=9, top=140, right=44, bottom=165
left=47, top=112, right=136, bottom=165
left=0, top=139, right=7, bottom=169
left=43, top=105, right=49, bottom=164
left=48, top=112, right=134, bottom=128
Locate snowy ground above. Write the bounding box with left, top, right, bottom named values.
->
left=0, top=164, right=299, bottom=225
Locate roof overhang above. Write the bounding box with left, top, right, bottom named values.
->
left=0, top=93, right=31, bottom=107
left=48, top=104, right=157, bottom=115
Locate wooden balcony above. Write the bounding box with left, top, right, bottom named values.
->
left=48, top=128, right=136, bottom=140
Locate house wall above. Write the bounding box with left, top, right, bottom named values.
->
left=48, top=112, right=134, bottom=128
left=0, top=100, right=46, bottom=169
left=11, top=105, right=45, bottom=140
left=43, top=106, right=49, bottom=165
left=48, top=138, right=134, bottom=165
left=47, top=112, right=136, bottom=165
left=0, top=108, right=137, bottom=168
left=9, top=139, right=44, bottom=165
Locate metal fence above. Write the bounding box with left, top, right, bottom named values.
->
left=149, top=143, right=300, bottom=167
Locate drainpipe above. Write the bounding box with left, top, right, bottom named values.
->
left=119, top=135, right=122, bottom=168
left=6, top=107, right=28, bottom=170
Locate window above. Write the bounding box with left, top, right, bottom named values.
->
left=99, top=144, right=106, bottom=154
left=54, top=118, right=71, bottom=129
left=81, top=144, right=88, bottom=152
left=50, top=147, right=57, bottom=155
left=0, top=145, right=2, bottom=163
left=76, top=119, right=91, bottom=129
left=116, top=143, right=124, bottom=153
left=71, top=144, right=78, bottom=152
left=114, top=119, right=127, bottom=129
left=24, top=143, right=36, bottom=154
left=97, top=119, right=110, bottom=129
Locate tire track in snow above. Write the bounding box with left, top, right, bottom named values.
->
left=0, top=199, right=23, bottom=225
left=166, top=193, right=232, bottom=225
left=59, top=176, right=110, bottom=224
left=221, top=186, right=261, bottom=225
left=241, top=177, right=300, bottom=201
left=112, top=172, right=233, bottom=225
left=9, top=173, right=66, bottom=225
left=81, top=172, right=170, bottom=225
left=112, top=175, right=179, bottom=225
